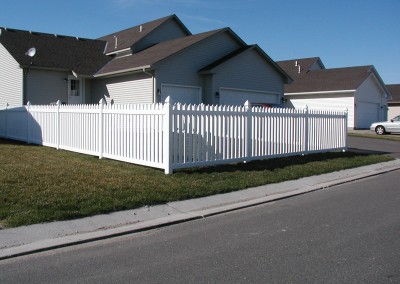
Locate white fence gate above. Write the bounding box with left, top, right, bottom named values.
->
left=0, top=98, right=347, bottom=174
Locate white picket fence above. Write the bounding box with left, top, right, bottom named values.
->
left=0, top=98, right=347, bottom=174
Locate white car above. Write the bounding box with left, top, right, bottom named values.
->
left=370, top=115, right=400, bottom=135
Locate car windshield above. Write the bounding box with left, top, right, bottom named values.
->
left=393, top=116, right=400, bottom=122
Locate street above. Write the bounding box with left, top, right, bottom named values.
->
left=348, top=135, right=400, bottom=158
left=1, top=169, right=399, bottom=283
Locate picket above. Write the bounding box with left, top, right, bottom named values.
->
left=0, top=97, right=347, bottom=174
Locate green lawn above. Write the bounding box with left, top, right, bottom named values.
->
left=0, top=138, right=394, bottom=228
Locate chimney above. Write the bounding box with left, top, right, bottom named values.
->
left=114, top=35, right=118, bottom=49
left=298, top=65, right=301, bottom=73
left=295, top=60, right=298, bottom=66
left=139, top=25, right=143, bottom=32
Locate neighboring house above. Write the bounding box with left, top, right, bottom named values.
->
left=386, top=84, right=400, bottom=119
left=277, top=57, right=391, bottom=129
left=0, top=15, right=291, bottom=107
left=0, top=28, right=110, bottom=106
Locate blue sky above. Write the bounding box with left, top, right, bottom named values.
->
left=1, top=0, right=399, bottom=83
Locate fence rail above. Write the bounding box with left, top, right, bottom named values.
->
left=0, top=98, right=347, bottom=174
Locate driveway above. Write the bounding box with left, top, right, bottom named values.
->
left=347, top=135, right=400, bottom=158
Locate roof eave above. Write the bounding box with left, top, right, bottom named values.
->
left=368, top=66, right=392, bottom=100
left=251, top=45, right=293, bottom=84
left=106, top=47, right=132, bottom=56
left=94, top=65, right=152, bottom=78
left=198, top=45, right=293, bottom=84
left=149, top=28, right=232, bottom=69
left=284, top=89, right=357, bottom=96
left=170, top=14, right=192, bottom=36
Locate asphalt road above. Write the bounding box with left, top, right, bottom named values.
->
left=347, top=135, right=400, bottom=158
left=1, top=170, right=399, bottom=283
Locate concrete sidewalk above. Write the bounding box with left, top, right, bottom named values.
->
left=1, top=159, right=400, bottom=260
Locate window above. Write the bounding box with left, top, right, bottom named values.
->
left=69, top=79, right=80, bottom=96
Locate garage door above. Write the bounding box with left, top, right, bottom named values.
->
left=289, top=97, right=354, bottom=128
left=161, top=84, right=201, bottom=104
left=356, top=102, right=380, bottom=129
left=219, top=88, right=279, bottom=106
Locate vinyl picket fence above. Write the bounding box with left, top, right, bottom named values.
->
left=0, top=98, right=347, bottom=174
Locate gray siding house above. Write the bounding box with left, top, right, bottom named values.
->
left=277, top=57, right=391, bottom=129
left=0, top=15, right=291, bottom=107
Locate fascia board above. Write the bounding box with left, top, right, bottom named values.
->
left=106, top=47, right=132, bottom=56
left=284, top=90, right=356, bottom=96
left=94, top=65, right=152, bottom=78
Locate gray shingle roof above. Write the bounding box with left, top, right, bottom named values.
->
left=284, top=65, right=375, bottom=93
left=1, top=15, right=290, bottom=84
left=278, top=57, right=389, bottom=96
left=98, top=14, right=191, bottom=54
left=276, top=57, right=324, bottom=79
left=386, top=84, right=400, bottom=103
left=95, top=28, right=226, bottom=77
left=0, top=27, right=111, bottom=76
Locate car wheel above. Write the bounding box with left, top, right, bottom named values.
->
left=375, top=125, right=386, bottom=135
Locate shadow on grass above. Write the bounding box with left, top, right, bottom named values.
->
left=1, top=137, right=390, bottom=176
left=0, top=137, right=41, bottom=147
left=177, top=151, right=388, bottom=175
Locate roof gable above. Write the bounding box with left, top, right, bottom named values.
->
left=98, top=14, right=191, bottom=55
left=0, top=27, right=111, bottom=76
left=387, top=84, right=400, bottom=103
left=199, top=45, right=292, bottom=83
left=277, top=57, right=325, bottom=79
left=95, top=28, right=240, bottom=77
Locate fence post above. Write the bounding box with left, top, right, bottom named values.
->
left=163, top=96, right=173, bottom=174
left=244, top=100, right=252, bottom=161
left=26, top=101, right=31, bottom=144
left=344, top=108, right=348, bottom=151
left=304, top=105, right=309, bottom=153
left=56, top=100, right=61, bottom=150
left=99, top=98, right=106, bottom=159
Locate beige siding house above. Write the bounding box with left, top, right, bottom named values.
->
left=0, top=41, right=23, bottom=106
left=386, top=84, right=400, bottom=119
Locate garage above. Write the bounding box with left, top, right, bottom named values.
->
left=219, top=87, right=280, bottom=106
left=356, top=101, right=380, bottom=129
left=161, top=84, right=202, bottom=104
left=287, top=96, right=355, bottom=128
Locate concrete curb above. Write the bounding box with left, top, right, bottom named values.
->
left=1, top=159, right=400, bottom=260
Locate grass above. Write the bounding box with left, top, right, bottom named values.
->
left=0, top=138, right=394, bottom=228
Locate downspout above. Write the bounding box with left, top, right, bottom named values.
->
left=142, top=68, right=156, bottom=103
left=22, top=69, right=27, bottom=104
left=22, top=67, right=28, bottom=105
left=153, top=76, right=157, bottom=103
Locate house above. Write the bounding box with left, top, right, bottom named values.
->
left=0, top=15, right=291, bottom=107
left=386, top=84, right=400, bottom=119
left=0, top=27, right=110, bottom=106
left=277, top=57, right=391, bottom=129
